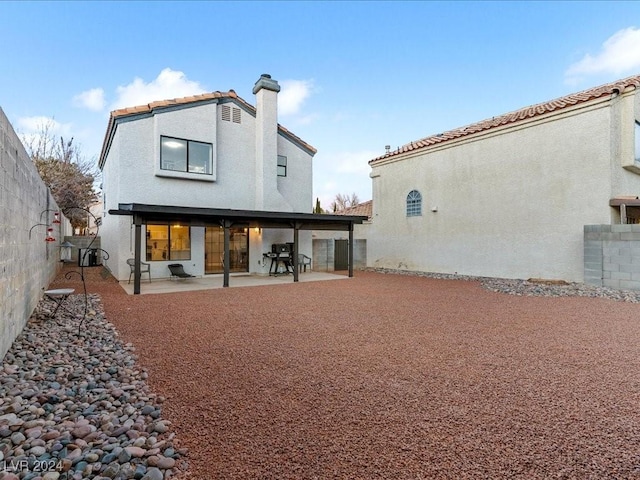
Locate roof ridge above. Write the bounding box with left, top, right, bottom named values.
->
left=371, top=73, right=640, bottom=163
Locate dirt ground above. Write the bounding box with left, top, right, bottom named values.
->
left=51, top=266, right=640, bottom=479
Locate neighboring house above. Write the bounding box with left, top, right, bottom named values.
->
left=367, top=74, right=640, bottom=282
left=99, top=74, right=365, bottom=291
left=313, top=200, right=371, bottom=271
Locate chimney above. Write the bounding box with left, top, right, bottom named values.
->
left=253, top=74, right=280, bottom=210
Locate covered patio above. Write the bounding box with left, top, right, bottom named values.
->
left=109, top=203, right=367, bottom=294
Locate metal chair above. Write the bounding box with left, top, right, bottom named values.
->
left=127, top=258, right=151, bottom=284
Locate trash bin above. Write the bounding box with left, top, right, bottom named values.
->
left=79, top=248, right=99, bottom=266
left=88, top=248, right=99, bottom=266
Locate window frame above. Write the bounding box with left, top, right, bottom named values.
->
left=277, top=155, right=287, bottom=177
left=406, top=190, right=422, bottom=217
left=160, top=135, right=213, bottom=176
left=145, top=223, right=191, bottom=262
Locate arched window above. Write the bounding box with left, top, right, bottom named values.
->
left=406, top=190, right=422, bottom=217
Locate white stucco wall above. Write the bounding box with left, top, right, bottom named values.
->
left=100, top=94, right=315, bottom=281
left=368, top=90, right=640, bottom=282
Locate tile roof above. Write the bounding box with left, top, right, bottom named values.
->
left=109, top=90, right=245, bottom=118
left=370, top=74, right=640, bottom=164
left=334, top=200, right=372, bottom=219
left=99, top=89, right=316, bottom=167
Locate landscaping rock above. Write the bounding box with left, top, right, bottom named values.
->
left=0, top=294, right=187, bottom=479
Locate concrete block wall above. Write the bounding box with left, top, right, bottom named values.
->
left=584, top=224, right=640, bottom=290
left=312, top=239, right=366, bottom=272
left=64, top=236, right=102, bottom=264
left=0, top=107, right=67, bottom=358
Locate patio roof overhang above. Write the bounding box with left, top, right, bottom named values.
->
left=109, top=202, right=367, bottom=230
left=109, top=203, right=368, bottom=294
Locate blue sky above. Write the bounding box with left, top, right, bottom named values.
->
left=2, top=1, right=640, bottom=210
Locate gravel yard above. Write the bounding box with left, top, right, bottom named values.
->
left=36, top=268, right=640, bottom=478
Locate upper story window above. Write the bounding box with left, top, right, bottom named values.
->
left=406, top=190, right=422, bottom=217
left=160, top=136, right=213, bottom=175
left=277, top=155, right=287, bottom=177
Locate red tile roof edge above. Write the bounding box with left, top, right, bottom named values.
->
left=370, top=74, right=640, bottom=164
left=333, top=199, right=372, bottom=219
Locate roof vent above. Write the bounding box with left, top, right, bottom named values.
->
left=221, top=105, right=231, bottom=121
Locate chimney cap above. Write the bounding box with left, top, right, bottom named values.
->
left=253, top=73, right=280, bottom=94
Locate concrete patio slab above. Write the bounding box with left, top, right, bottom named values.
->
left=118, top=270, right=349, bottom=294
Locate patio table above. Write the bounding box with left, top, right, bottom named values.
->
left=43, top=288, right=75, bottom=320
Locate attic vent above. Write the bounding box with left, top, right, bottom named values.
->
left=232, top=107, right=241, bottom=124
left=221, top=105, right=231, bottom=121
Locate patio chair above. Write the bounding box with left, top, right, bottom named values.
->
left=298, top=254, right=312, bottom=272
left=168, top=263, right=195, bottom=280
left=127, top=258, right=151, bottom=284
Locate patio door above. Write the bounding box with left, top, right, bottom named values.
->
left=204, top=226, right=249, bottom=274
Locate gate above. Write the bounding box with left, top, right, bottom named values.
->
left=334, top=239, right=349, bottom=270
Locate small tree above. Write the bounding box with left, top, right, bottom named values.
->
left=313, top=197, right=325, bottom=214
left=330, top=192, right=359, bottom=212
left=22, top=119, right=98, bottom=231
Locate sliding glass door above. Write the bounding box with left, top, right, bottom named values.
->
left=204, top=226, right=248, bottom=274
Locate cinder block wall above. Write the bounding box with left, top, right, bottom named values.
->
left=584, top=225, right=640, bottom=290
left=312, top=239, right=367, bottom=272
left=0, top=107, right=66, bottom=357
left=64, top=236, right=102, bottom=264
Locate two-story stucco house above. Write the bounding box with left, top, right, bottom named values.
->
left=367, top=74, right=640, bottom=283
left=99, top=74, right=365, bottom=292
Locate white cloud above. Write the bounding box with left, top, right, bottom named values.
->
left=279, top=79, right=314, bottom=116
left=16, top=116, right=74, bottom=153
left=333, top=150, right=379, bottom=175
left=17, top=116, right=72, bottom=136
left=294, top=113, right=320, bottom=126
left=72, top=88, right=106, bottom=111
left=313, top=149, right=375, bottom=210
left=111, top=68, right=207, bottom=110
left=565, top=27, right=640, bottom=84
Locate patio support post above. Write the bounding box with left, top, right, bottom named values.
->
left=348, top=222, right=354, bottom=278
left=223, top=219, right=230, bottom=287
left=293, top=223, right=300, bottom=283
left=133, top=215, right=142, bottom=294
